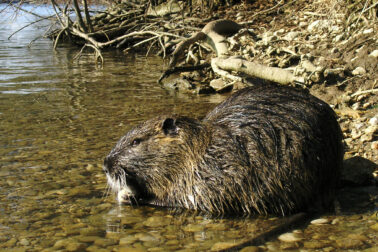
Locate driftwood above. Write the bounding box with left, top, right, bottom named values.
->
left=164, top=19, right=302, bottom=87
left=48, top=0, right=200, bottom=66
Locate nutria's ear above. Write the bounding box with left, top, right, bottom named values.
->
left=162, top=118, right=178, bottom=135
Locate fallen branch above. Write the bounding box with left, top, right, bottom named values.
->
left=350, top=88, right=378, bottom=97
left=212, top=57, right=295, bottom=85
left=168, top=19, right=300, bottom=86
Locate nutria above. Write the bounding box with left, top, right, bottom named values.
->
left=104, top=84, right=343, bottom=216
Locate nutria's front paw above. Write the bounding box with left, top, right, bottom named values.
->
left=117, top=187, right=134, bottom=204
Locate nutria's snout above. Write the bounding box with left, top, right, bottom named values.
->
left=103, top=151, right=156, bottom=205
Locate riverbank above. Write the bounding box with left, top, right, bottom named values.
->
left=52, top=0, right=377, bottom=167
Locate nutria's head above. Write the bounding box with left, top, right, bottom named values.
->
left=104, top=115, right=207, bottom=208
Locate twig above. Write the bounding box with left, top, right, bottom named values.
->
left=123, top=35, right=159, bottom=52
left=50, top=0, right=66, bottom=28
left=356, top=0, right=370, bottom=25
left=28, top=36, right=43, bottom=48
left=158, top=36, right=166, bottom=59
left=8, top=15, right=55, bottom=40
left=74, top=43, right=104, bottom=66
left=350, top=88, right=378, bottom=97
left=53, top=27, right=67, bottom=50
left=72, top=28, right=183, bottom=50
left=146, top=40, right=158, bottom=57
left=303, top=11, right=328, bottom=17
left=8, top=2, right=46, bottom=19
left=361, top=1, right=378, bottom=14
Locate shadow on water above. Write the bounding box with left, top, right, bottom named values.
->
left=0, top=3, right=377, bottom=252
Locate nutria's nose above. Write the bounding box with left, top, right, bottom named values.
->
left=103, top=155, right=115, bottom=174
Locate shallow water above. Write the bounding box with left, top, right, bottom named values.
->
left=0, top=3, right=377, bottom=252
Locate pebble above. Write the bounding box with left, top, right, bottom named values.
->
left=307, top=20, right=331, bottom=32
left=352, top=102, right=361, bottom=111
left=333, top=34, right=343, bottom=42
left=311, top=218, right=331, bottom=225
left=335, top=238, right=364, bottom=249
left=66, top=242, right=87, bottom=251
left=298, top=21, right=307, bottom=28
left=369, top=223, right=378, bottom=231
left=209, top=78, right=233, bottom=92
left=68, top=187, right=91, bottom=197
left=284, top=31, right=300, bottom=41
left=280, top=242, right=299, bottom=250
left=134, top=233, right=159, bottom=242
left=352, top=66, right=366, bottom=75
left=183, top=223, right=205, bottom=232
left=119, top=235, right=138, bottom=245
left=77, top=236, right=99, bottom=243
left=363, top=28, right=374, bottom=34
left=19, top=238, right=30, bottom=246
left=371, top=141, right=378, bottom=150
left=347, top=233, right=368, bottom=241
left=118, top=247, right=147, bottom=252
left=355, top=122, right=365, bottom=130
left=4, top=237, right=18, bottom=247
left=53, top=239, right=73, bottom=249
left=331, top=218, right=340, bottom=225
left=365, top=125, right=377, bottom=134
left=369, top=49, right=378, bottom=58
left=94, top=238, right=118, bottom=247
left=369, top=116, right=378, bottom=126
left=278, top=232, right=302, bottom=242
left=80, top=227, right=104, bottom=236
left=143, top=216, right=171, bottom=227
left=210, top=241, right=237, bottom=251
left=363, top=247, right=378, bottom=252
left=206, top=223, right=228, bottom=231
left=303, top=241, right=330, bottom=249
left=240, top=246, right=261, bottom=252
left=86, top=245, right=108, bottom=252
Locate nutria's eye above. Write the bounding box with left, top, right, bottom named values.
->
left=131, top=139, right=141, bottom=146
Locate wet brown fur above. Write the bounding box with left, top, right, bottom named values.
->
left=104, top=84, right=344, bottom=216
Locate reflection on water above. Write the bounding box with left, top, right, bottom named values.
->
left=0, top=3, right=377, bottom=252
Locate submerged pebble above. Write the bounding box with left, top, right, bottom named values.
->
left=278, top=232, right=303, bottom=242
left=311, top=218, right=331, bottom=225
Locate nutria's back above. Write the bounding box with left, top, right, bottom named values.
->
left=104, top=84, right=344, bottom=216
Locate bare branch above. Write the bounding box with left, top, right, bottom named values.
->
left=82, top=0, right=93, bottom=32
left=73, top=0, right=87, bottom=32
